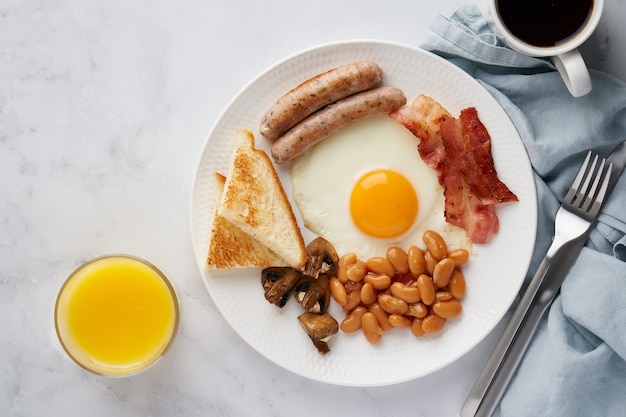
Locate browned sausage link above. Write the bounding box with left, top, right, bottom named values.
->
left=260, top=61, right=383, bottom=140
left=271, top=86, right=407, bottom=164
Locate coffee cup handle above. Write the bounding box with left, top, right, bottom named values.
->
left=551, top=49, right=592, bottom=97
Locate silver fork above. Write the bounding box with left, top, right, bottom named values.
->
left=461, top=151, right=613, bottom=417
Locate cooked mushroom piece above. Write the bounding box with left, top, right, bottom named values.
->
left=303, top=237, right=339, bottom=278
left=293, top=273, right=331, bottom=314
left=298, top=312, right=339, bottom=354
left=261, top=267, right=301, bottom=308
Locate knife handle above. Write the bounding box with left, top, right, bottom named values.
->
left=460, top=237, right=585, bottom=417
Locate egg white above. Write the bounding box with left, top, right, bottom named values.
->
left=290, top=114, right=471, bottom=260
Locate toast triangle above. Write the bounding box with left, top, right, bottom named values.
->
left=217, top=129, right=307, bottom=270
left=206, top=172, right=286, bottom=269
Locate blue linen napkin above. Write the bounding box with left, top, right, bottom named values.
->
left=420, top=5, right=626, bottom=417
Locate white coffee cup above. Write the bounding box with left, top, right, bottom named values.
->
left=489, top=0, right=604, bottom=97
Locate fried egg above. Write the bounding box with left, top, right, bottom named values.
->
left=290, top=114, right=470, bottom=260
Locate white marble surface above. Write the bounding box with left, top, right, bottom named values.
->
left=1, top=1, right=625, bottom=416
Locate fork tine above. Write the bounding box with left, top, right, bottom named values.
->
left=564, top=151, right=613, bottom=218
left=581, top=157, right=606, bottom=212
left=588, top=161, right=612, bottom=217
left=576, top=154, right=599, bottom=209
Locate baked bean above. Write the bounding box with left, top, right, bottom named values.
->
left=337, top=253, right=357, bottom=283
left=386, top=246, right=409, bottom=275
left=449, top=269, right=466, bottom=300
left=389, top=282, right=421, bottom=304
left=407, top=245, right=427, bottom=277
left=340, top=306, right=367, bottom=333
left=422, top=314, right=446, bottom=333
left=363, top=274, right=392, bottom=291
left=346, top=260, right=367, bottom=282
left=423, top=229, right=448, bottom=260
left=411, top=318, right=425, bottom=337
left=366, top=257, right=396, bottom=277
left=343, top=290, right=362, bottom=311
left=368, top=303, right=393, bottom=331
left=361, top=312, right=383, bottom=344
left=435, top=291, right=453, bottom=302
left=424, top=251, right=438, bottom=276
left=433, top=258, right=455, bottom=288
left=388, top=314, right=411, bottom=328
left=378, top=293, right=409, bottom=315
left=343, top=279, right=362, bottom=293
left=433, top=299, right=462, bottom=318
left=417, top=274, right=436, bottom=306
left=406, top=302, right=428, bottom=319
left=329, top=277, right=348, bottom=306
left=360, top=282, right=377, bottom=305
left=448, top=248, right=469, bottom=266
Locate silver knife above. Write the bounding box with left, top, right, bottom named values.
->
left=461, top=140, right=626, bottom=417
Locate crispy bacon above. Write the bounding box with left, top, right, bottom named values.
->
left=390, top=94, right=517, bottom=244
left=441, top=108, right=518, bottom=205
left=441, top=159, right=500, bottom=244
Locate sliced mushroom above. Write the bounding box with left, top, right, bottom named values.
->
left=261, top=267, right=302, bottom=308
left=302, top=237, right=339, bottom=278
left=293, top=273, right=331, bottom=314
left=298, top=312, right=339, bottom=354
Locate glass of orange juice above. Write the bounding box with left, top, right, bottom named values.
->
left=55, top=255, right=179, bottom=376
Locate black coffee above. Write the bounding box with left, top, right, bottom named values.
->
left=496, top=0, right=593, bottom=47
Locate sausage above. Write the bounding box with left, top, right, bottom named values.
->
left=260, top=61, right=383, bottom=141
left=270, top=86, right=407, bottom=164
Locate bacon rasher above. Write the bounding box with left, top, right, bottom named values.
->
left=390, top=95, right=518, bottom=244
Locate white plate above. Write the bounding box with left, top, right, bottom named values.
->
left=190, top=40, right=537, bottom=387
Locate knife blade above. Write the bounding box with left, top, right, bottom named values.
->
left=461, top=140, right=626, bottom=417
left=606, top=140, right=626, bottom=196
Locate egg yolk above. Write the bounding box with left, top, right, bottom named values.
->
left=350, top=169, right=418, bottom=239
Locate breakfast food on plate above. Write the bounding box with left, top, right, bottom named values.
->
left=330, top=229, right=469, bottom=344
left=261, top=266, right=303, bottom=307
left=207, top=129, right=307, bottom=270
left=260, top=61, right=406, bottom=164
left=293, top=273, right=331, bottom=314
left=206, top=172, right=286, bottom=269
left=301, top=235, right=339, bottom=279
left=298, top=312, right=339, bottom=354
left=260, top=237, right=339, bottom=308
left=390, top=94, right=518, bottom=244
left=290, top=113, right=472, bottom=261
left=207, top=59, right=516, bottom=353
left=261, top=237, right=340, bottom=354
left=260, top=237, right=338, bottom=311
left=260, top=61, right=384, bottom=140
left=271, top=86, right=407, bottom=164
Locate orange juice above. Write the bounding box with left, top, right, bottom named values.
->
left=55, top=255, right=179, bottom=376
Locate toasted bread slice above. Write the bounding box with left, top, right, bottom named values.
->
left=217, top=129, right=307, bottom=270
left=207, top=173, right=287, bottom=269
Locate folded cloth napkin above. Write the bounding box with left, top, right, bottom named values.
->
left=420, top=5, right=626, bottom=417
